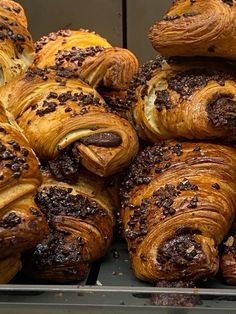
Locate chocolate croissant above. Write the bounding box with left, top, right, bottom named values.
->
left=149, top=0, right=236, bottom=60
left=221, top=222, right=236, bottom=285
left=34, top=29, right=138, bottom=93
left=0, top=110, right=47, bottom=261
left=121, top=141, right=236, bottom=283
left=0, top=0, right=35, bottom=85
left=129, top=56, right=236, bottom=142
left=0, top=67, right=139, bottom=177
left=24, top=168, right=115, bottom=282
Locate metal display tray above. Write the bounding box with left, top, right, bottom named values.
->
left=1, top=239, right=236, bottom=314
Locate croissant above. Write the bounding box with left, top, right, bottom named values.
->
left=129, top=56, right=236, bottom=142
left=34, top=29, right=138, bottom=93
left=0, top=0, right=34, bottom=85
left=149, top=0, right=236, bottom=60
left=221, top=222, right=236, bottom=284
left=121, top=140, right=236, bottom=283
left=23, top=168, right=115, bottom=282
left=0, top=67, right=139, bottom=178
left=0, top=106, right=47, bottom=284
left=0, top=254, right=21, bottom=283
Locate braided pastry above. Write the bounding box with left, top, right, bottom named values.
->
left=0, top=67, right=139, bottom=177
left=121, top=141, right=236, bottom=283
left=128, top=56, right=236, bottom=142
left=149, top=0, right=236, bottom=60
left=0, top=0, right=34, bottom=85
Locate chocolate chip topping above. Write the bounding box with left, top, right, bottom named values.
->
left=157, top=235, right=202, bottom=266
left=206, top=93, right=236, bottom=133
left=48, top=144, right=80, bottom=183
left=154, top=90, right=173, bottom=112
left=0, top=21, right=26, bottom=52
left=168, top=69, right=235, bottom=98
left=80, top=132, right=122, bottom=148
left=126, top=55, right=167, bottom=108
left=0, top=212, right=21, bottom=228
left=55, top=46, right=105, bottom=68
left=31, top=231, right=84, bottom=266
left=153, top=184, right=180, bottom=216
left=125, top=198, right=151, bottom=241
left=212, top=183, right=220, bottom=190
left=35, top=30, right=72, bottom=53
left=0, top=139, right=30, bottom=180
left=222, top=0, right=233, bottom=6
left=163, top=15, right=181, bottom=21
left=35, top=186, right=106, bottom=221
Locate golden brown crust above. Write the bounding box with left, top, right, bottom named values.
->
left=0, top=254, right=21, bottom=283
left=121, top=141, right=236, bottom=283
left=25, top=170, right=115, bottom=282
left=149, top=0, right=236, bottom=60
left=129, top=56, right=236, bottom=142
left=34, top=29, right=138, bottom=91
left=221, top=223, right=236, bottom=285
left=0, top=67, right=139, bottom=177
left=0, top=0, right=34, bottom=85
left=0, top=117, right=48, bottom=259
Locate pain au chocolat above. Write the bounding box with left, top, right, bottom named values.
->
left=0, top=0, right=35, bottom=85
left=0, top=67, right=139, bottom=177
left=128, top=56, right=236, bottom=142
left=149, top=0, right=236, bottom=60
left=121, top=141, right=236, bottom=283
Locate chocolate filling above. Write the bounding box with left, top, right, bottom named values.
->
left=80, top=132, right=122, bottom=147
left=206, top=93, right=236, bottom=133
left=35, top=186, right=106, bottom=221
left=168, top=69, right=235, bottom=98
left=157, top=234, right=202, bottom=267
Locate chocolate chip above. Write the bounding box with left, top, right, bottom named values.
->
left=21, top=148, right=29, bottom=156
left=212, top=183, right=220, bottom=190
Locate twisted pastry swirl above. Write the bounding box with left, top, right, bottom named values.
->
left=129, top=56, right=236, bottom=142
left=121, top=141, right=236, bottom=283
left=0, top=67, right=139, bottom=177
left=149, top=0, right=236, bottom=60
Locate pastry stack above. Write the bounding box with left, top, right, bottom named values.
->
left=120, top=0, right=236, bottom=293
left=1, top=0, right=236, bottom=294
left=0, top=0, right=139, bottom=283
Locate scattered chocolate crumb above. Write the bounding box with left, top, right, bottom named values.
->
left=0, top=212, right=21, bottom=228
left=154, top=90, right=173, bottom=112
left=212, top=183, right=220, bottom=190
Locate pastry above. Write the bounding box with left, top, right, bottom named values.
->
left=128, top=56, right=236, bottom=142
left=0, top=0, right=34, bottom=85
left=121, top=140, right=236, bottom=283
left=149, top=0, right=236, bottom=60
left=24, top=168, right=116, bottom=282
left=0, top=67, right=139, bottom=177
